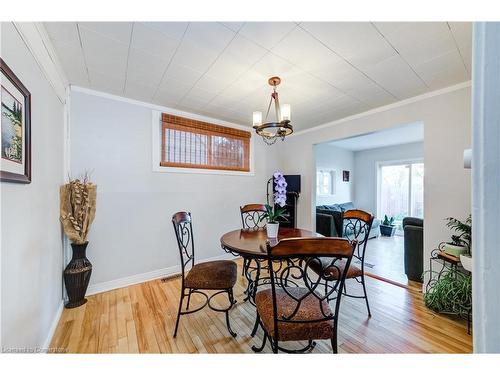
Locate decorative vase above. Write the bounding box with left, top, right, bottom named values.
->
left=64, top=242, right=92, bottom=308
left=443, top=243, right=468, bottom=257
left=460, top=254, right=473, bottom=272
left=266, top=222, right=279, bottom=238
left=380, top=224, right=395, bottom=237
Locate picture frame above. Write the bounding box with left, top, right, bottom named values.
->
left=1, top=58, right=31, bottom=183
left=343, top=170, right=350, bottom=182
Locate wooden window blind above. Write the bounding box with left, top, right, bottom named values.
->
left=161, top=113, right=251, bottom=172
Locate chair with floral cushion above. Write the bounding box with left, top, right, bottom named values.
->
left=310, top=209, right=374, bottom=316
left=171, top=211, right=238, bottom=338
left=252, top=237, right=356, bottom=353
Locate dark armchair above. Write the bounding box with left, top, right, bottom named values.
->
left=403, top=217, right=424, bottom=282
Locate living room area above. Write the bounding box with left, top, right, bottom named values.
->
left=314, top=122, right=424, bottom=285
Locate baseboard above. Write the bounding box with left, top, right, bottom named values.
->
left=85, top=252, right=236, bottom=296
left=42, top=300, right=64, bottom=352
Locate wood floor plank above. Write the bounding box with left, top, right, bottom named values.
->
left=50, top=258, right=472, bottom=353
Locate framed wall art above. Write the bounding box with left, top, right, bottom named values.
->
left=343, top=170, right=350, bottom=182
left=1, top=58, right=31, bottom=183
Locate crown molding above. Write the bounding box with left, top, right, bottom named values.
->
left=292, top=80, right=472, bottom=137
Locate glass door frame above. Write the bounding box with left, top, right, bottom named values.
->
left=376, top=158, right=424, bottom=232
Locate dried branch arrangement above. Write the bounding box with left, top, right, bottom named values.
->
left=60, top=174, right=97, bottom=244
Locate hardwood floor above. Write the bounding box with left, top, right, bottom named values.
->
left=50, top=258, right=472, bottom=353
left=364, top=236, right=408, bottom=285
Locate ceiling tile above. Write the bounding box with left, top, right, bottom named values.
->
left=252, top=53, right=301, bottom=80
left=413, top=49, right=468, bottom=89
left=300, top=22, right=397, bottom=69
left=50, top=40, right=88, bottom=86
left=79, top=27, right=129, bottom=80
left=184, top=22, right=236, bottom=52
left=363, top=55, right=428, bottom=99
left=126, top=49, right=168, bottom=87
left=162, top=63, right=204, bottom=87
left=221, top=22, right=245, bottom=32
left=374, top=22, right=457, bottom=67
left=124, top=81, right=157, bottom=102
left=88, top=69, right=125, bottom=95
left=44, top=22, right=80, bottom=45
left=78, top=22, right=133, bottom=44
left=218, top=34, right=268, bottom=68
left=448, top=22, right=472, bottom=73
left=155, top=79, right=192, bottom=106
left=239, top=22, right=297, bottom=50
left=170, top=40, right=219, bottom=72
left=194, top=74, right=232, bottom=93
left=185, top=86, right=219, bottom=101
left=131, top=22, right=181, bottom=61
left=140, top=22, right=188, bottom=40
left=272, top=27, right=342, bottom=72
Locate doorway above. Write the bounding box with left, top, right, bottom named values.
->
left=313, top=122, right=424, bottom=286
left=377, top=161, right=424, bottom=234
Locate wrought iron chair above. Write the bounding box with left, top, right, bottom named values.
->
left=310, top=209, right=374, bottom=316
left=171, top=211, right=238, bottom=338
left=252, top=237, right=356, bottom=354
left=240, top=204, right=268, bottom=230
left=240, top=203, right=267, bottom=274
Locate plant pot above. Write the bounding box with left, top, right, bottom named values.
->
left=64, top=242, right=92, bottom=308
left=443, top=243, right=468, bottom=257
left=380, top=224, right=396, bottom=237
left=460, top=254, right=472, bottom=272
left=266, top=222, right=280, bottom=238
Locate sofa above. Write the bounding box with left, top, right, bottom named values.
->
left=316, top=202, right=380, bottom=239
left=403, top=217, right=424, bottom=282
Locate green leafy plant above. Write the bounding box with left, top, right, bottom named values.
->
left=423, top=270, right=472, bottom=316
left=382, top=215, right=395, bottom=226
left=260, top=204, right=287, bottom=224
left=445, top=215, right=471, bottom=253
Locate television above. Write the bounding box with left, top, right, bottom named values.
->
left=284, top=175, right=301, bottom=194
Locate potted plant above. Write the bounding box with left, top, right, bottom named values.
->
left=261, top=171, right=287, bottom=238
left=423, top=268, right=472, bottom=316
left=445, top=215, right=472, bottom=271
left=60, top=174, right=97, bottom=308
left=380, top=215, right=396, bottom=237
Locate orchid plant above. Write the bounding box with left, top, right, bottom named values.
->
left=261, top=171, right=288, bottom=224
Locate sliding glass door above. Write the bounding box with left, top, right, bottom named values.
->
left=379, top=161, right=424, bottom=233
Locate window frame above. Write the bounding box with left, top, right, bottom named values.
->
left=316, top=169, right=336, bottom=196
left=152, top=111, right=255, bottom=176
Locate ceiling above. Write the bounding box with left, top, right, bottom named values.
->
left=327, top=121, right=424, bottom=151
left=44, top=22, right=472, bottom=131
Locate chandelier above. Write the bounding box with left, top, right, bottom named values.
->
left=252, top=76, right=293, bottom=145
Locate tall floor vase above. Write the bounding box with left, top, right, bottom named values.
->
left=64, top=242, right=92, bottom=308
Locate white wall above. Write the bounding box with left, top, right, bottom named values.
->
left=1, top=23, right=65, bottom=350
left=278, top=84, right=471, bottom=277
left=353, top=141, right=424, bottom=216
left=69, top=90, right=277, bottom=290
left=314, top=143, right=354, bottom=206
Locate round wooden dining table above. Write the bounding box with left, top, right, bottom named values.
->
left=220, top=227, right=321, bottom=258
left=220, top=227, right=321, bottom=301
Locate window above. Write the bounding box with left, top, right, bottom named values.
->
left=161, top=113, right=251, bottom=172
left=317, top=169, right=335, bottom=195
left=378, top=161, right=424, bottom=233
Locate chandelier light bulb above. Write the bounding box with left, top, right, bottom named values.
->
left=281, top=104, right=291, bottom=122
left=253, top=111, right=262, bottom=127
